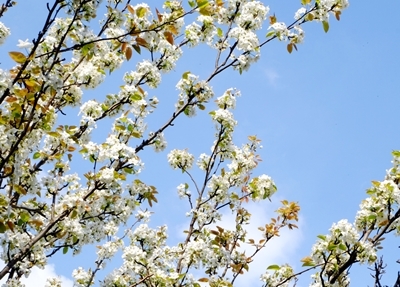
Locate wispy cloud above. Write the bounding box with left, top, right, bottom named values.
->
left=0, top=262, right=73, bottom=287
left=264, top=68, right=280, bottom=86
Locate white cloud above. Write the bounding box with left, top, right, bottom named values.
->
left=264, top=69, right=279, bottom=85
left=0, top=263, right=73, bottom=287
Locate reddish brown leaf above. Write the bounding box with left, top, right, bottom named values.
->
left=125, top=46, right=132, bottom=61
left=164, top=31, right=174, bottom=45
left=155, top=8, right=163, bottom=21
left=127, top=4, right=134, bottom=14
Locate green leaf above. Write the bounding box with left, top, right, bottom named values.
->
left=317, top=234, right=326, bottom=240
left=63, top=246, right=68, bottom=254
left=47, top=131, right=60, bottom=137
left=0, top=222, right=6, bottom=233
left=70, top=210, right=78, bottom=219
left=133, top=44, right=141, bottom=54
left=184, top=107, right=190, bottom=115
left=339, top=243, right=347, bottom=251
left=322, top=21, right=329, bottom=33
left=182, top=71, right=190, bottom=80
left=267, top=264, right=280, bottom=270
left=196, top=0, right=209, bottom=8
left=302, top=261, right=315, bottom=267
left=14, top=184, right=27, bottom=195
left=130, top=93, right=142, bottom=101
left=20, top=212, right=30, bottom=223
left=9, top=51, right=27, bottom=64
left=131, top=131, right=141, bottom=138
left=266, top=31, right=275, bottom=38
left=136, top=7, right=147, bottom=18
left=371, top=181, right=380, bottom=187
left=217, top=27, right=223, bottom=37
left=115, top=125, right=125, bottom=131
left=55, top=162, right=65, bottom=169
left=124, top=167, right=134, bottom=174
left=392, top=150, right=400, bottom=157
left=33, top=152, right=41, bottom=159
left=188, top=0, right=196, bottom=8
left=199, top=6, right=211, bottom=16
left=81, top=43, right=94, bottom=57
left=101, top=103, right=109, bottom=111
left=79, top=148, right=88, bottom=154
left=327, top=242, right=336, bottom=251
left=301, top=256, right=316, bottom=267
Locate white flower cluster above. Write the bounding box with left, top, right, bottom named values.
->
left=72, top=267, right=92, bottom=287
left=229, top=27, right=260, bottom=52
left=0, top=21, right=10, bottom=45
left=167, top=149, right=195, bottom=170
left=268, top=22, right=304, bottom=44
left=313, top=0, right=350, bottom=21
left=355, top=178, right=400, bottom=232
left=216, top=88, right=240, bottom=109
left=96, top=239, right=123, bottom=263
left=177, top=183, right=191, bottom=198
left=210, top=109, right=237, bottom=131
left=79, top=100, right=103, bottom=127
left=175, top=72, right=214, bottom=116
left=185, top=15, right=217, bottom=47
left=207, top=174, right=231, bottom=201
left=235, top=1, right=269, bottom=30
left=309, top=219, right=376, bottom=285
left=261, top=264, right=294, bottom=287
left=73, top=60, right=106, bottom=89
left=149, top=131, right=167, bottom=152
left=0, top=69, right=11, bottom=95
left=125, top=60, right=161, bottom=88
left=294, top=7, right=307, bottom=20
left=44, top=277, right=62, bottom=287
left=197, top=153, right=211, bottom=171
left=101, top=224, right=176, bottom=286
left=248, top=175, right=277, bottom=201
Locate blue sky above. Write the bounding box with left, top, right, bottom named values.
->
left=1, top=1, right=400, bottom=286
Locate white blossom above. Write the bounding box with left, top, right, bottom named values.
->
left=168, top=149, right=194, bottom=170
left=17, top=39, right=33, bottom=49
left=0, top=22, right=10, bottom=45
left=294, top=7, right=307, bottom=20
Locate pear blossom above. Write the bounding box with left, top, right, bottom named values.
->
left=0, top=1, right=356, bottom=287
left=0, top=22, right=10, bottom=45
left=167, top=149, right=194, bottom=170
left=17, top=38, right=33, bottom=49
